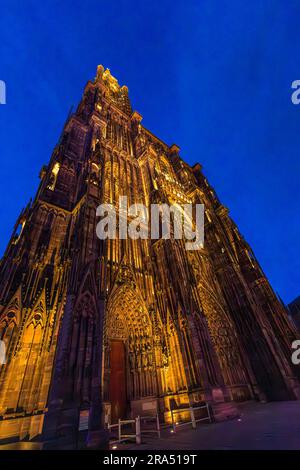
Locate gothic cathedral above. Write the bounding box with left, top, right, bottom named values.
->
left=0, top=66, right=299, bottom=446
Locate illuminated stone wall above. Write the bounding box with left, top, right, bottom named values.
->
left=0, top=66, right=299, bottom=444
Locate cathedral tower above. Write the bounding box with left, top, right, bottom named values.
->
left=0, top=65, right=299, bottom=447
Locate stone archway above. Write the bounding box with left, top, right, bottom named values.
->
left=103, top=281, right=158, bottom=423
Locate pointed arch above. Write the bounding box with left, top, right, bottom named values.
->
left=103, top=273, right=157, bottom=418
left=0, top=287, right=22, bottom=358
left=68, top=268, right=99, bottom=406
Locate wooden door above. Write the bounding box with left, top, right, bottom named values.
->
left=109, top=340, right=127, bottom=423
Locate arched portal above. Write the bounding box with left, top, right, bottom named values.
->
left=103, top=282, right=157, bottom=423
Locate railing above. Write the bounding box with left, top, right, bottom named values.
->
left=170, top=403, right=212, bottom=432
left=139, top=414, right=161, bottom=438
left=108, top=417, right=141, bottom=445
left=107, top=405, right=210, bottom=444
left=108, top=414, right=161, bottom=445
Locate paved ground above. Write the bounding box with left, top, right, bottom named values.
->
left=120, top=401, right=300, bottom=450
left=1, top=401, right=300, bottom=450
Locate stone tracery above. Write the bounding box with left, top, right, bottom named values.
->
left=0, top=65, right=298, bottom=443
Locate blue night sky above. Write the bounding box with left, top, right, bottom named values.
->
left=0, top=1, right=299, bottom=303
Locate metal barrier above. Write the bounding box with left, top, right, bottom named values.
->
left=107, top=406, right=209, bottom=443
left=108, top=417, right=141, bottom=444
left=139, top=414, right=161, bottom=438
left=108, top=414, right=161, bottom=445
left=171, top=403, right=212, bottom=432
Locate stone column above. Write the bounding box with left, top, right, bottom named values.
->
left=42, top=294, right=80, bottom=448
left=86, top=297, right=109, bottom=449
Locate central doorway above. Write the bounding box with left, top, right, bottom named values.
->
left=109, top=340, right=127, bottom=423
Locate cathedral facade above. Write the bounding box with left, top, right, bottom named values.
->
left=0, top=66, right=299, bottom=446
